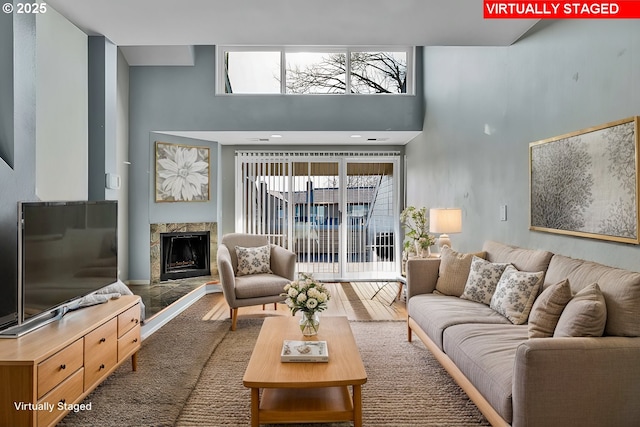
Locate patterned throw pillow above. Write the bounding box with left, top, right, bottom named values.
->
left=235, top=245, right=272, bottom=276
left=554, top=283, right=607, bottom=337
left=460, top=256, right=510, bottom=305
left=490, top=266, right=544, bottom=325
left=528, top=279, right=573, bottom=338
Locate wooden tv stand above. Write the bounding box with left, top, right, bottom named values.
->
left=0, top=295, right=141, bottom=427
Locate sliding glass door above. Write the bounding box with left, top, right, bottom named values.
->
left=236, top=152, right=400, bottom=280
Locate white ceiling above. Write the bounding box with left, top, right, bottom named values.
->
left=46, top=0, right=538, bottom=145
left=159, top=130, right=423, bottom=146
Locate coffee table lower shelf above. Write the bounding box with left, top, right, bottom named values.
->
left=252, top=385, right=362, bottom=425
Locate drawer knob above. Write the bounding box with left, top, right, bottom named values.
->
left=133, top=338, right=138, bottom=343
left=99, top=364, right=105, bottom=370
left=60, top=364, right=66, bottom=370
left=59, top=399, right=66, bottom=405
left=100, top=337, right=106, bottom=343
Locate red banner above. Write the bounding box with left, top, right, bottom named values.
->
left=484, top=1, right=640, bottom=18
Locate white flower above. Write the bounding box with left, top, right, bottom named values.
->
left=283, top=283, right=291, bottom=292
left=158, top=146, right=208, bottom=201
left=297, top=293, right=307, bottom=303
left=317, top=292, right=327, bottom=303
left=306, top=299, right=318, bottom=309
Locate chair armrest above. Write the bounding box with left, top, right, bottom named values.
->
left=216, top=244, right=237, bottom=305
left=406, top=258, right=440, bottom=299
left=270, top=244, right=296, bottom=281
left=513, top=336, right=640, bottom=427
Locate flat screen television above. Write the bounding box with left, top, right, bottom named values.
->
left=6, top=200, right=118, bottom=336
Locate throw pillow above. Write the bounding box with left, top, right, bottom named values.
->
left=528, top=279, right=572, bottom=338
left=435, top=247, right=487, bottom=297
left=460, top=256, right=510, bottom=305
left=235, top=245, right=272, bottom=276
left=554, top=283, right=607, bottom=337
left=490, top=266, right=544, bottom=325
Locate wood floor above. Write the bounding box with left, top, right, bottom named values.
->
left=202, top=281, right=407, bottom=323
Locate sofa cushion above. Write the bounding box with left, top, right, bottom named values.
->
left=460, top=256, right=510, bottom=305
left=483, top=240, right=553, bottom=273
left=490, top=266, right=543, bottom=325
left=528, top=279, right=573, bottom=338
left=443, top=323, right=528, bottom=424
left=234, top=273, right=290, bottom=299
left=554, top=283, right=607, bottom=337
left=544, top=254, right=640, bottom=337
left=236, top=245, right=272, bottom=276
left=435, top=247, right=487, bottom=297
left=408, top=294, right=511, bottom=350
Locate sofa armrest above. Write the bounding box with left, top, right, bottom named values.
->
left=406, top=258, right=440, bottom=299
left=216, top=244, right=237, bottom=306
left=513, top=336, right=640, bottom=427
left=270, top=244, right=296, bottom=281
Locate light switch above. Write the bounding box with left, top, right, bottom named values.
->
left=105, top=173, right=121, bottom=190
left=500, top=205, right=507, bottom=221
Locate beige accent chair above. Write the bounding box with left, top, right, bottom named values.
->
left=217, top=233, right=296, bottom=330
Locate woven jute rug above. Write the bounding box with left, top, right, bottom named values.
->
left=176, top=319, right=489, bottom=427
left=59, top=295, right=489, bottom=426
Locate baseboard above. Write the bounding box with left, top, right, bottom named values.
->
left=141, top=283, right=222, bottom=340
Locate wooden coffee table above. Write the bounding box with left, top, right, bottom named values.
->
left=243, top=316, right=367, bottom=426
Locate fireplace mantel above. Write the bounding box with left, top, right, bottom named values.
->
left=150, top=222, right=218, bottom=283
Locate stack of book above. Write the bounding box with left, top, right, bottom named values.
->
left=280, top=340, right=329, bottom=362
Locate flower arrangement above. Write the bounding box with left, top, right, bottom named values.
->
left=282, top=273, right=331, bottom=315
left=400, top=206, right=436, bottom=255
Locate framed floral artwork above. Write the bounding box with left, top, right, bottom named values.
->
left=529, top=117, right=639, bottom=244
left=155, top=141, right=210, bottom=202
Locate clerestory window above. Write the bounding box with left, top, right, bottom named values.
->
left=217, top=46, right=413, bottom=95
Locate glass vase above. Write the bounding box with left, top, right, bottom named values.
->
left=299, top=311, right=320, bottom=336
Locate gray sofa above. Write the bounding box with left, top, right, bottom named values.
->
left=407, top=241, right=640, bottom=427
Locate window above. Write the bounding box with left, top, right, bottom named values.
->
left=218, top=46, right=413, bottom=95
left=223, top=50, right=281, bottom=94
left=350, top=51, right=407, bottom=94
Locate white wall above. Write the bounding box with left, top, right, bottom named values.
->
left=36, top=8, right=87, bottom=200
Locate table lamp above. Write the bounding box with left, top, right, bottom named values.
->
left=429, top=208, right=462, bottom=251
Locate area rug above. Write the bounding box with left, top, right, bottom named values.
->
left=59, top=294, right=230, bottom=427
left=58, top=296, right=489, bottom=427
left=175, top=320, right=490, bottom=427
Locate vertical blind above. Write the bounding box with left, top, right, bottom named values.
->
left=236, top=151, right=400, bottom=280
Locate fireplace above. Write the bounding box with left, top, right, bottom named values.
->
left=150, top=222, right=217, bottom=283
left=160, top=231, right=210, bottom=281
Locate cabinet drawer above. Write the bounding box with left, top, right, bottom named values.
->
left=118, top=303, right=141, bottom=337
left=84, top=318, right=117, bottom=389
left=37, top=339, right=83, bottom=399
left=118, top=324, right=141, bottom=362
left=37, top=367, right=84, bottom=427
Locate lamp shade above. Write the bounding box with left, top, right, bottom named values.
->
left=429, top=208, right=462, bottom=234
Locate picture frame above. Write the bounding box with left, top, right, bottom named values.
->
left=529, top=116, right=640, bottom=244
left=155, top=141, right=210, bottom=202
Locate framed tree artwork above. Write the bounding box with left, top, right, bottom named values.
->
left=155, top=141, right=210, bottom=202
left=529, top=116, right=640, bottom=244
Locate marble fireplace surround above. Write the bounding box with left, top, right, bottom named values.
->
left=150, top=222, right=218, bottom=283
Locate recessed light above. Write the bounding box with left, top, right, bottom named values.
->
left=271, top=134, right=282, bottom=138
left=350, top=134, right=362, bottom=138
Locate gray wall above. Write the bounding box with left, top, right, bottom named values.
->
left=0, top=10, right=13, bottom=169
left=406, top=19, right=640, bottom=271
left=128, top=46, right=422, bottom=281
left=0, top=12, right=37, bottom=327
